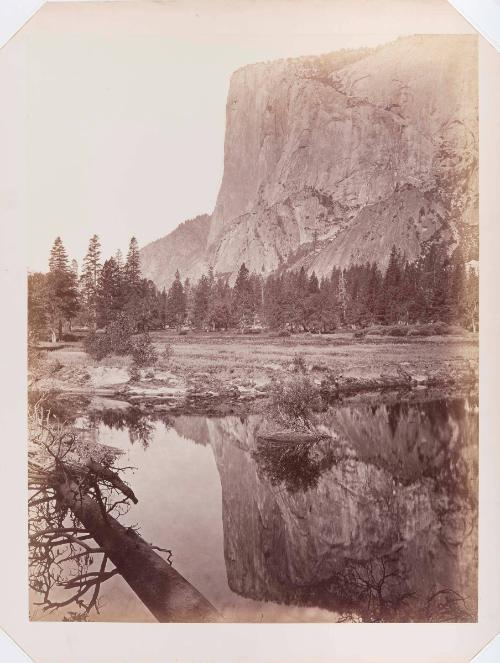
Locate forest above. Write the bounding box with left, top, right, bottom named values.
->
left=28, top=234, right=479, bottom=343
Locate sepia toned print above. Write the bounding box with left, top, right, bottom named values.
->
left=27, top=23, right=478, bottom=623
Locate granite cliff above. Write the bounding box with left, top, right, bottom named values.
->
left=142, top=35, right=477, bottom=286
left=140, top=214, right=211, bottom=290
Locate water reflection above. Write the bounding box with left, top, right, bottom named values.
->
left=28, top=400, right=217, bottom=623
left=205, top=396, right=477, bottom=622
left=86, top=407, right=172, bottom=449
left=29, top=392, right=478, bottom=622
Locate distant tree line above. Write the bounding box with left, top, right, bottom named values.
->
left=161, top=245, right=478, bottom=333
left=28, top=235, right=165, bottom=342
left=28, top=237, right=479, bottom=343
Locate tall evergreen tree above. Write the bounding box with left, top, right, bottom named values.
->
left=233, top=263, right=256, bottom=328
left=193, top=274, right=211, bottom=329
left=115, top=249, right=124, bottom=272
left=122, top=237, right=143, bottom=325
left=125, top=237, right=141, bottom=292
left=96, top=257, right=123, bottom=328
left=209, top=277, right=233, bottom=330
left=337, top=270, right=348, bottom=326
left=80, top=234, right=102, bottom=329
left=166, top=270, right=186, bottom=329
left=46, top=237, right=79, bottom=340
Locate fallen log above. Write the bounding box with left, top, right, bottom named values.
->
left=257, top=431, right=332, bottom=446
left=85, top=459, right=139, bottom=504
left=55, top=477, right=220, bottom=623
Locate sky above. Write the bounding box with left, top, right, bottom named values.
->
left=11, top=0, right=471, bottom=272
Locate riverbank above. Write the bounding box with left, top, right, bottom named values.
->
left=29, top=328, right=478, bottom=415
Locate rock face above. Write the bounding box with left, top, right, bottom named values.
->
left=205, top=399, right=478, bottom=619
left=142, top=35, right=477, bottom=287
left=207, top=34, right=477, bottom=278
left=140, top=214, right=211, bottom=290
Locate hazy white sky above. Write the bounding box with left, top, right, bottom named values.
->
left=12, top=0, right=471, bottom=272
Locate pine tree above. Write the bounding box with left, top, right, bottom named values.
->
left=382, top=245, right=404, bottom=323
left=46, top=237, right=79, bottom=340
left=115, top=249, right=124, bottom=272
left=96, top=257, right=123, bottom=328
left=233, top=263, right=256, bottom=328
left=337, top=270, right=347, bottom=326
left=184, top=278, right=194, bottom=326
left=48, top=237, right=69, bottom=273
left=125, top=237, right=141, bottom=292
left=122, top=237, right=143, bottom=326
left=193, top=274, right=211, bottom=329
left=166, top=270, right=186, bottom=329
left=80, top=234, right=102, bottom=329
left=159, top=287, right=167, bottom=328
left=209, top=277, right=233, bottom=330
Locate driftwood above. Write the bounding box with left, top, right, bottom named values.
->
left=56, top=477, right=220, bottom=622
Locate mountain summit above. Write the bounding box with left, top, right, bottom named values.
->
left=141, top=35, right=478, bottom=286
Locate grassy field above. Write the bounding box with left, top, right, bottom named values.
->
left=148, top=328, right=477, bottom=380
left=32, top=327, right=478, bottom=412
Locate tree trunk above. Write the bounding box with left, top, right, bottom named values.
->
left=56, top=477, right=220, bottom=623
left=50, top=328, right=57, bottom=344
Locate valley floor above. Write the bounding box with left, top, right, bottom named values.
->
left=31, top=327, right=479, bottom=415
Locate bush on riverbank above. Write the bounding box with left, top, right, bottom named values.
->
left=129, top=334, right=158, bottom=367
left=269, top=375, right=322, bottom=430
left=84, top=314, right=158, bottom=369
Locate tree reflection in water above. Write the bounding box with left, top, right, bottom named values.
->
left=90, top=407, right=163, bottom=449
left=219, top=393, right=478, bottom=622
left=252, top=434, right=345, bottom=493
left=28, top=391, right=478, bottom=623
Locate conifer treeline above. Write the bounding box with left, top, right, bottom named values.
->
left=28, top=235, right=479, bottom=342
left=172, top=245, right=477, bottom=332
left=28, top=235, right=164, bottom=341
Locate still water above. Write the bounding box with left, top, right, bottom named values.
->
left=29, top=394, right=478, bottom=623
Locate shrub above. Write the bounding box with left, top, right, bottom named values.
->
left=292, top=353, right=307, bottom=373
left=387, top=326, right=408, bottom=337
left=61, top=332, right=80, bottom=342
left=269, top=376, right=322, bottom=430
left=84, top=315, right=158, bottom=369
left=84, top=314, right=136, bottom=360
left=129, top=333, right=158, bottom=367
left=269, top=329, right=291, bottom=338
left=161, top=343, right=174, bottom=362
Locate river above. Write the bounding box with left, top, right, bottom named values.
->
left=29, top=392, right=478, bottom=622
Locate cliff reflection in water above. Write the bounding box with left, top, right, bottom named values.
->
left=203, top=396, right=478, bottom=622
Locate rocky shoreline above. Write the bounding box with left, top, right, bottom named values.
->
left=31, top=358, right=478, bottom=417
